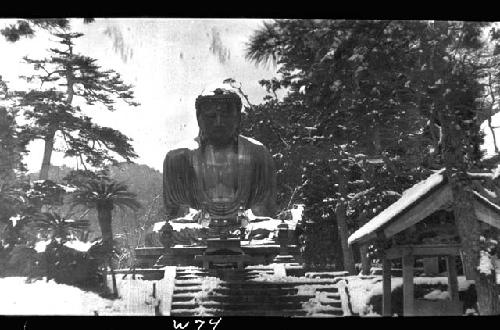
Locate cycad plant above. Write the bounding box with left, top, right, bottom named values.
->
left=70, top=176, right=140, bottom=297
left=70, top=179, right=141, bottom=250
left=33, top=212, right=90, bottom=243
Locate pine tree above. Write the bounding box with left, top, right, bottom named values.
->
left=246, top=20, right=500, bottom=292
left=422, top=21, right=500, bottom=315
left=246, top=20, right=434, bottom=273
left=15, top=32, right=139, bottom=180
left=1, top=19, right=93, bottom=42
left=0, top=77, right=28, bottom=225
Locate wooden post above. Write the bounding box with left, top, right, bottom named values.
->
left=402, top=251, right=414, bottom=316
left=446, top=255, right=459, bottom=303
left=382, top=255, right=392, bottom=316
left=154, top=300, right=161, bottom=316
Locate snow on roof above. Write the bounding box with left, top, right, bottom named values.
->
left=240, top=135, right=263, bottom=146
left=348, top=169, right=446, bottom=246
left=473, top=190, right=500, bottom=213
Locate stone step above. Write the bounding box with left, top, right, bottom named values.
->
left=174, top=280, right=338, bottom=287
left=170, top=309, right=310, bottom=317
left=171, top=301, right=304, bottom=311
left=175, top=271, right=210, bottom=276
left=324, top=293, right=341, bottom=299
left=173, top=287, right=300, bottom=295
left=171, top=293, right=316, bottom=303
left=301, top=309, right=344, bottom=317
left=175, top=276, right=260, bottom=282
left=321, top=301, right=343, bottom=308
left=313, top=287, right=340, bottom=293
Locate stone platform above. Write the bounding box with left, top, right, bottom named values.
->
left=134, top=242, right=302, bottom=268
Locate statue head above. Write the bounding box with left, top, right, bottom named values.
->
left=195, top=85, right=242, bottom=148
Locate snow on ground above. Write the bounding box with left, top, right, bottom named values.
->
left=346, top=275, right=475, bottom=316
left=33, top=239, right=94, bottom=253
left=152, top=220, right=203, bottom=232
left=0, top=271, right=176, bottom=315
left=64, top=240, right=93, bottom=252
left=34, top=240, right=51, bottom=253
left=424, top=289, right=450, bottom=300
left=0, top=277, right=119, bottom=315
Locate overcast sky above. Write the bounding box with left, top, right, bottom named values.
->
left=0, top=18, right=277, bottom=172
left=0, top=18, right=498, bottom=173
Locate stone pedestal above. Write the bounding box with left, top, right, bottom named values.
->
left=272, top=221, right=297, bottom=264
left=154, top=248, right=176, bottom=267
left=195, top=238, right=252, bottom=269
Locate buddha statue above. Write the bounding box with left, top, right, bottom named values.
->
left=162, top=83, right=277, bottom=234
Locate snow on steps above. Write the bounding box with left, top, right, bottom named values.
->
left=169, top=266, right=349, bottom=317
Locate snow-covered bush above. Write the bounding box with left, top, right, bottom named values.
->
left=45, top=240, right=101, bottom=287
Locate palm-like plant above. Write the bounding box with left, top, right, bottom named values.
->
left=70, top=178, right=140, bottom=298
left=33, top=212, right=90, bottom=243
left=70, top=179, right=141, bottom=249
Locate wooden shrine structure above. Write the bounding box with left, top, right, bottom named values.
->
left=348, top=169, right=500, bottom=316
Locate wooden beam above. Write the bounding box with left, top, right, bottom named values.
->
left=474, top=199, right=500, bottom=230
left=385, top=244, right=461, bottom=259
left=382, top=256, right=392, bottom=316
left=402, top=252, right=415, bottom=316
left=384, top=185, right=453, bottom=239
left=385, top=247, right=405, bottom=260
left=446, top=255, right=460, bottom=303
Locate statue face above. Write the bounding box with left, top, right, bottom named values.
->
left=198, top=100, right=239, bottom=146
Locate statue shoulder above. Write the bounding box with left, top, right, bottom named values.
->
left=164, top=138, right=199, bottom=160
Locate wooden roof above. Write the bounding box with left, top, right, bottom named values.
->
left=348, top=169, right=500, bottom=246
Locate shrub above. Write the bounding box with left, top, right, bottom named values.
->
left=2, top=245, right=45, bottom=278
left=45, top=241, right=101, bottom=287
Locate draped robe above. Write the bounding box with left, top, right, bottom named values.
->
left=163, top=135, right=277, bottom=219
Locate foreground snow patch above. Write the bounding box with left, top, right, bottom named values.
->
left=0, top=277, right=117, bottom=315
